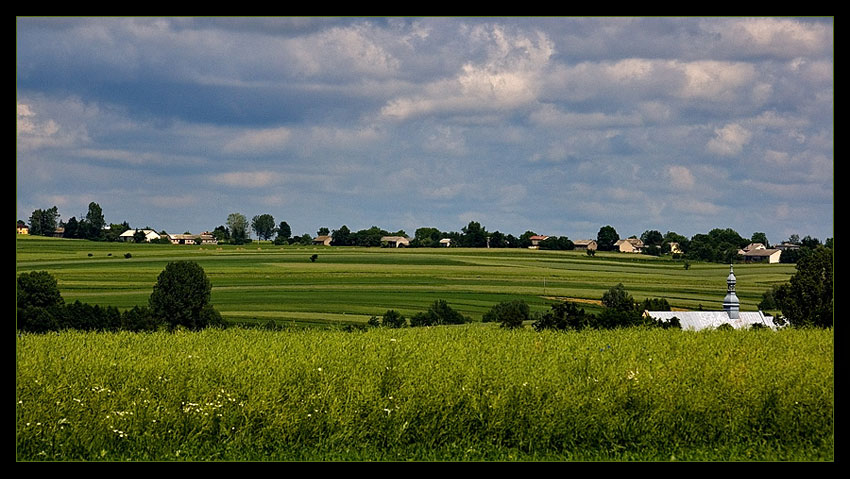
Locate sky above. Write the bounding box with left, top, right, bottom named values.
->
left=16, top=17, right=834, bottom=244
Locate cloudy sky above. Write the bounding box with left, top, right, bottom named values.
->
left=16, top=17, right=833, bottom=244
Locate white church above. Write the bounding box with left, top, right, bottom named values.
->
left=644, top=266, right=783, bottom=330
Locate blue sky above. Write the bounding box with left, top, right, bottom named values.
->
left=17, top=17, right=833, bottom=244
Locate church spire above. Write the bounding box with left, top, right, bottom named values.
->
left=723, top=265, right=740, bottom=319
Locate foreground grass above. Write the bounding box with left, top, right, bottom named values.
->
left=16, top=326, right=833, bottom=461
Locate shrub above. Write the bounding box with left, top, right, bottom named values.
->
left=409, top=300, right=470, bottom=327
left=532, top=301, right=591, bottom=331
left=482, top=300, right=530, bottom=329
left=381, top=310, right=407, bottom=328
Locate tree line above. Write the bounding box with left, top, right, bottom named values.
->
left=21, top=204, right=832, bottom=264
left=16, top=262, right=224, bottom=333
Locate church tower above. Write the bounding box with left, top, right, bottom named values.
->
left=723, top=265, right=740, bottom=319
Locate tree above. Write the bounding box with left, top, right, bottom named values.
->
left=275, top=221, right=292, bottom=245
left=148, top=261, right=219, bottom=330
left=640, top=230, right=663, bottom=247
left=751, top=232, right=769, bottom=248
left=461, top=221, right=488, bottom=248
left=332, top=225, right=352, bottom=246
left=227, top=213, right=250, bottom=245
left=212, top=225, right=231, bottom=243
left=133, top=230, right=147, bottom=243
left=317, top=227, right=330, bottom=236
left=17, top=271, right=64, bottom=310
left=482, top=300, right=531, bottom=329
left=29, top=206, right=60, bottom=237
left=82, top=202, right=106, bottom=240
left=596, top=225, right=619, bottom=251
left=774, top=246, right=833, bottom=328
left=251, top=214, right=277, bottom=241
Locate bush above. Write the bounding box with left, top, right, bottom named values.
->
left=409, top=300, right=470, bottom=327
left=149, top=261, right=219, bottom=331
left=482, top=300, right=531, bottom=329
left=532, top=301, right=591, bottom=331
left=380, top=310, right=407, bottom=328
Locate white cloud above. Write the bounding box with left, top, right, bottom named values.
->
left=706, top=123, right=752, bottom=156
left=381, top=24, right=554, bottom=120
left=223, top=126, right=292, bottom=154
left=668, top=165, right=696, bottom=190
left=209, top=171, right=284, bottom=188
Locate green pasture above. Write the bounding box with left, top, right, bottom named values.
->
left=16, top=235, right=796, bottom=327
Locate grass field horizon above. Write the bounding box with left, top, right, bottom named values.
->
left=16, top=235, right=796, bottom=328
left=16, top=235, right=833, bottom=462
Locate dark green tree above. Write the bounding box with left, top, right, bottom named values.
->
left=461, top=221, right=488, bottom=248
left=17, top=271, right=64, bottom=310
left=482, top=300, right=531, bottom=329
left=774, top=246, right=833, bottom=328
left=148, top=261, right=220, bottom=330
left=332, top=225, right=352, bottom=246
left=251, top=214, right=277, bottom=241
left=640, top=229, right=664, bottom=247
left=596, top=225, right=619, bottom=251
left=274, top=221, right=292, bottom=245
left=751, top=232, right=769, bottom=248
left=29, top=206, right=60, bottom=237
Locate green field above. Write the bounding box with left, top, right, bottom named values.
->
left=16, top=327, right=833, bottom=461
left=15, top=236, right=833, bottom=461
left=15, top=235, right=797, bottom=327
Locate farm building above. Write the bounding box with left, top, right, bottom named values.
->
left=572, top=239, right=597, bottom=251
left=740, top=248, right=782, bottom=263
left=313, top=235, right=333, bottom=246
left=119, top=229, right=161, bottom=243
left=667, top=242, right=682, bottom=254
left=644, top=265, right=782, bottom=330
left=614, top=238, right=644, bottom=253
left=381, top=236, right=410, bottom=248
left=439, top=238, right=452, bottom=247
left=167, top=232, right=217, bottom=245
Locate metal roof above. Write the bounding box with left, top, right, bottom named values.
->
left=644, top=310, right=780, bottom=330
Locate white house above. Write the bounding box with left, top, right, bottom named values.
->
left=119, top=229, right=161, bottom=243
left=614, top=238, right=644, bottom=253
left=381, top=236, right=410, bottom=248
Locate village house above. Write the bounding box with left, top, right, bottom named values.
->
left=572, top=239, right=597, bottom=251
left=644, top=266, right=781, bottom=330
left=439, top=238, right=452, bottom=247
left=16, top=223, right=29, bottom=235
left=119, top=229, right=161, bottom=243
left=737, top=242, right=781, bottom=264
left=381, top=236, right=410, bottom=248
left=528, top=235, right=549, bottom=249
left=167, top=232, right=218, bottom=245
left=614, top=238, right=644, bottom=253
left=667, top=242, right=682, bottom=254
left=313, top=235, right=333, bottom=246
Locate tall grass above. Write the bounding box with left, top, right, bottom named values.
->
left=16, top=326, right=833, bottom=461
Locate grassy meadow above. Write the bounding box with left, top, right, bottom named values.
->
left=16, top=235, right=833, bottom=461
left=15, top=235, right=797, bottom=327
